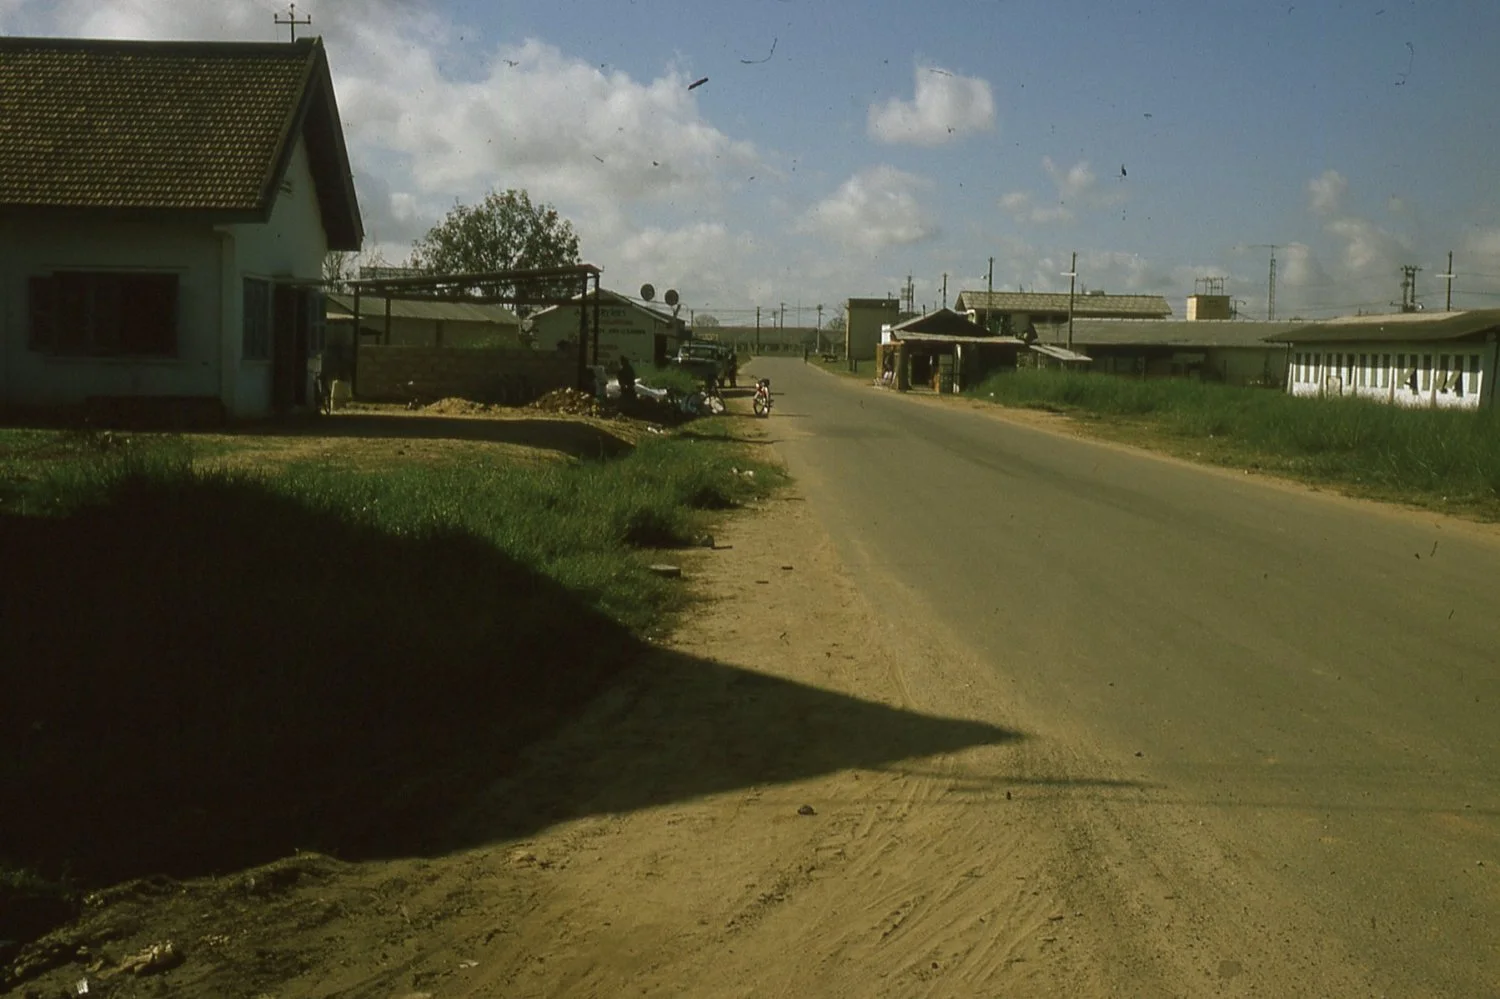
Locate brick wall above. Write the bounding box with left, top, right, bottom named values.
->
left=355, top=346, right=576, bottom=404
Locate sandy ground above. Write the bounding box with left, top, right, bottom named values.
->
left=32, top=377, right=1484, bottom=996
left=6, top=408, right=1196, bottom=998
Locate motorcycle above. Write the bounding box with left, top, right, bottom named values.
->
left=752, top=377, right=773, bottom=417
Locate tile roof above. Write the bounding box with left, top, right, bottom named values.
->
left=1264, top=309, right=1500, bottom=344
left=956, top=290, right=1174, bottom=318
left=0, top=36, right=361, bottom=247
left=1037, top=318, right=1309, bottom=348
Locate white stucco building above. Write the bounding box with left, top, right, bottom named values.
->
left=0, top=36, right=362, bottom=419
left=1269, top=311, right=1500, bottom=410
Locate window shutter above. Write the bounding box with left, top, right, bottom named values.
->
left=27, top=276, right=55, bottom=349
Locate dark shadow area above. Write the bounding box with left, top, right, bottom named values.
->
left=0, top=473, right=1016, bottom=945
left=230, top=412, right=635, bottom=460
left=672, top=429, right=780, bottom=446
left=442, top=648, right=1021, bottom=846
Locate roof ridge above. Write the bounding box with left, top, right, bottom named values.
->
left=0, top=35, right=319, bottom=56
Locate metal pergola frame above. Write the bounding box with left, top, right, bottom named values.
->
left=346, top=263, right=604, bottom=394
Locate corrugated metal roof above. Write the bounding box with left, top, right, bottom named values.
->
left=1030, top=343, right=1092, bottom=362
left=956, top=290, right=1173, bottom=318
left=1037, top=318, right=1306, bottom=348
left=891, top=307, right=991, bottom=336
left=892, top=331, right=1024, bottom=346
left=0, top=36, right=362, bottom=248
left=327, top=293, right=519, bottom=325
left=1264, top=309, right=1500, bottom=344
left=529, top=288, right=680, bottom=327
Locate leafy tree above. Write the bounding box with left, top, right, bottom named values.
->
left=694, top=314, right=721, bottom=328
left=409, top=189, right=580, bottom=278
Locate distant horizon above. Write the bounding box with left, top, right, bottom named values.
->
left=6, top=0, right=1498, bottom=321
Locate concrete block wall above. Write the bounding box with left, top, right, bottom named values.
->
left=356, top=346, right=575, bottom=404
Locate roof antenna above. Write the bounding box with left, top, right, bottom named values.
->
left=274, top=2, right=311, bottom=42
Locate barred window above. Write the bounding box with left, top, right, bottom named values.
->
left=243, top=278, right=271, bottom=360
left=29, top=272, right=177, bottom=356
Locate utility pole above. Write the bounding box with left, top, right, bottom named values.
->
left=941, top=273, right=948, bottom=310
left=1063, top=251, right=1078, bottom=350
left=1436, top=252, right=1455, bottom=312
left=755, top=305, right=761, bottom=353
left=985, top=256, right=995, bottom=331
left=816, top=303, right=823, bottom=353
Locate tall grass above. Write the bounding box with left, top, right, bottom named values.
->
left=972, top=369, right=1500, bottom=508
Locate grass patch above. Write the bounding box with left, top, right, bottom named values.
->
left=639, top=362, right=711, bottom=395
left=970, top=369, right=1500, bottom=515
left=0, top=422, right=779, bottom=940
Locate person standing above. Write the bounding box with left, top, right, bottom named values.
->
left=617, top=356, right=636, bottom=403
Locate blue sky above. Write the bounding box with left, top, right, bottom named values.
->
left=6, top=0, right=1500, bottom=322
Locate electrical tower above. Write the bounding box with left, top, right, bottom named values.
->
left=1394, top=265, right=1422, bottom=313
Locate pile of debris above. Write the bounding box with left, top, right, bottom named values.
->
left=529, top=388, right=606, bottom=417
left=421, top=397, right=495, bottom=416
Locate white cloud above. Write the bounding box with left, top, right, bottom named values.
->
left=868, top=66, right=995, bottom=146
left=1324, top=216, right=1404, bottom=276
left=1307, top=169, right=1347, bottom=216
left=1000, top=156, right=1122, bottom=225
left=800, top=166, right=939, bottom=253
left=336, top=36, right=760, bottom=216
left=1044, top=156, right=1098, bottom=201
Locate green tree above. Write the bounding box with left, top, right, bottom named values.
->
left=409, top=189, right=581, bottom=278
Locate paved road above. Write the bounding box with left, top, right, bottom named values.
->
left=759, top=357, right=1500, bottom=997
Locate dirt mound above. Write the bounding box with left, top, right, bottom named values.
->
left=422, top=397, right=496, bottom=416
left=530, top=388, right=606, bottom=417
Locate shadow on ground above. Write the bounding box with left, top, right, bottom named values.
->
left=0, top=472, right=1014, bottom=944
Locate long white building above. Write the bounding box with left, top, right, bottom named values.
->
left=1268, top=310, right=1500, bottom=410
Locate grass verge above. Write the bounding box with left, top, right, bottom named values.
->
left=0, top=418, right=779, bottom=945
left=970, top=369, right=1500, bottom=517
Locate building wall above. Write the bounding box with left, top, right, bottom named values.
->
left=329, top=316, right=521, bottom=349
left=1083, top=345, right=1288, bottom=386
left=227, top=135, right=328, bottom=417
left=845, top=299, right=900, bottom=361
left=1186, top=295, right=1232, bottom=320
left=356, top=346, right=574, bottom=404
left=1209, top=345, right=1289, bottom=387
left=0, top=215, right=225, bottom=408
left=1286, top=341, right=1494, bottom=409
left=532, top=301, right=680, bottom=366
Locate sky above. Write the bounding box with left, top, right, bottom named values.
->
left=6, top=0, right=1500, bottom=324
